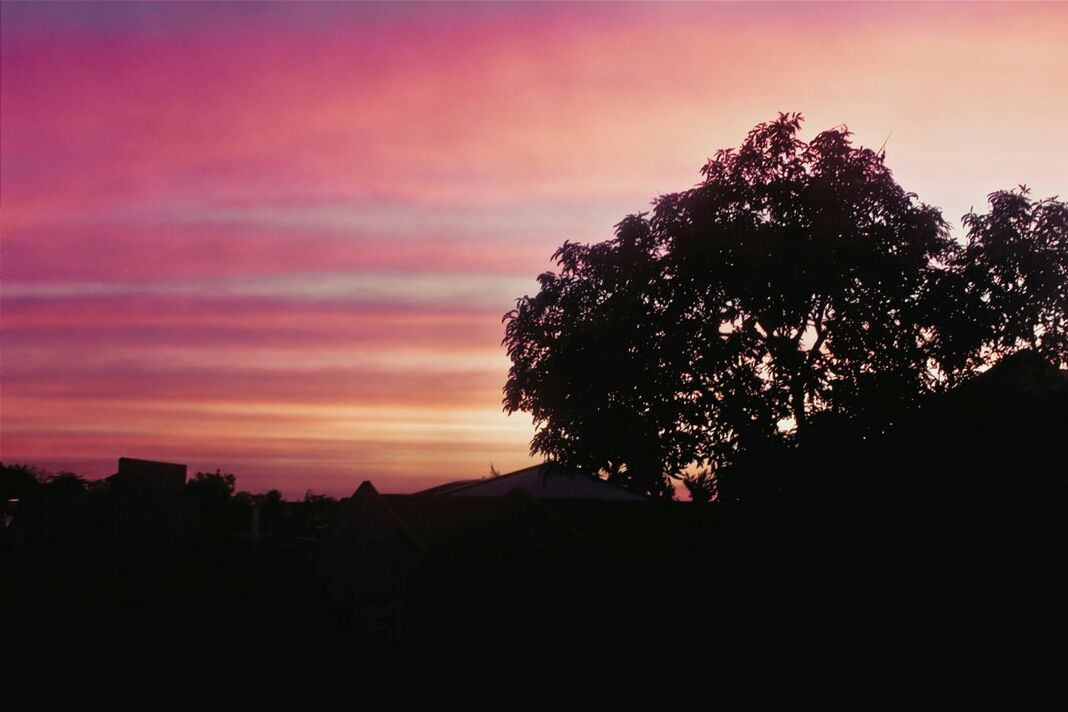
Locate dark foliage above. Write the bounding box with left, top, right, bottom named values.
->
left=505, top=114, right=954, bottom=496
left=503, top=113, right=1067, bottom=499
left=933, top=187, right=1068, bottom=377
left=187, top=469, right=237, bottom=500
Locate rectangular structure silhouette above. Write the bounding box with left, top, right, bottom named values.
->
left=116, top=457, right=187, bottom=493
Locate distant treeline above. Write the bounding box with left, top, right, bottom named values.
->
left=1, top=463, right=342, bottom=546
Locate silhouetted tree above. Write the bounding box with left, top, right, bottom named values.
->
left=504, top=113, right=960, bottom=498
left=300, top=490, right=339, bottom=532
left=45, top=472, right=88, bottom=495
left=187, top=469, right=236, bottom=501
left=933, top=187, right=1068, bottom=378
left=1, top=463, right=44, bottom=501
left=186, top=469, right=237, bottom=536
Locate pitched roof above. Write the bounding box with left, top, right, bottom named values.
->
left=411, top=463, right=646, bottom=501
left=410, top=478, right=483, bottom=497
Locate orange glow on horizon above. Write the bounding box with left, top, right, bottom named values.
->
left=3, top=2, right=1066, bottom=496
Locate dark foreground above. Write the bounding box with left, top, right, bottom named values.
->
left=4, top=496, right=1065, bottom=653
left=3, top=353, right=1066, bottom=649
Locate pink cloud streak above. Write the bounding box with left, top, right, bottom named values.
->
left=3, top=1, right=1066, bottom=495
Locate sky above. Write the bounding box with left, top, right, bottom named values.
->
left=2, top=1, right=1067, bottom=497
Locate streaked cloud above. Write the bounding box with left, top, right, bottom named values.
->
left=3, top=1, right=1066, bottom=495
left=5, top=271, right=538, bottom=309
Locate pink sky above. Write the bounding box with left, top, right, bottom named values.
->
left=3, top=2, right=1067, bottom=496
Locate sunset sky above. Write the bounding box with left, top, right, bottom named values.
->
left=3, top=1, right=1067, bottom=496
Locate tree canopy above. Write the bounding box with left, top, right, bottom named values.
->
left=935, top=187, right=1068, bottom=377
left=502, top=113, right=1067, bottom=499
